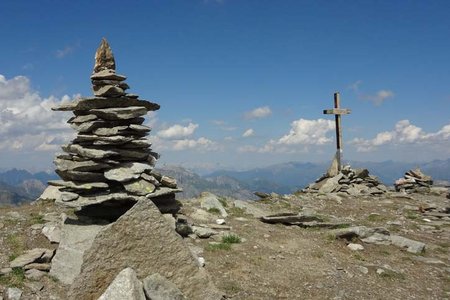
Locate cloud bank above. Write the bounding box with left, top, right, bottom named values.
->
left=352, top=120, right=450, bottom=152
left=0, top=74, right=75, bottom=152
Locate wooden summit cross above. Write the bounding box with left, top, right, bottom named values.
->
left=323, top=92, right=351, bottom=175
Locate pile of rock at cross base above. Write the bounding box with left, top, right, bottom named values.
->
left=302, top=165, right=388, bottom=196
left=395, top=168, right=433, bottom=193
left=43, top=38, right=181, bottom=220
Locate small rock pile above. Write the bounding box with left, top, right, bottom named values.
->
left=45, top=38, right=181, bottom=219
left=303, top=165, right=388, bottom=196
left=394, top=168, right=433, bottom=193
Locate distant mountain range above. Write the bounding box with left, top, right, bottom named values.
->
left=0, top=169, right=56, bottom=206
left=1, top=159, right=449, bottom=206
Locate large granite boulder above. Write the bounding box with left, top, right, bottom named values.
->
left=69, top=199, right=223, bottom=300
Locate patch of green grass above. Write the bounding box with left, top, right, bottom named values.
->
left=0, top=268, right=25, bottom=287
left=221, top=281, right=241, bottom=294
left=228, top=207, right=246, bottom=217
left=206, top=243, right=232, bottom=251
left=378, top=269, right=406, bottom=281
left=222, top=234, right=241, bottom=244
left=6, top=233, right=25, bottom=260
left=366, top=214, right=387, bottom=222
left=29, top=213, right=45, bottom=225
left=405, top=211, right=418, bottom=220
left=47, top=274, right=60, bottom=283
left=352, top=253, right=365, bottom=261
left=217, top=197, right=228, bottom=208
left=312, top=249, right=325, bottom=258
left=207, top=207, right=221, bottom=215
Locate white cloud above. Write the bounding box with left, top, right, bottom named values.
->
left=0, top=74, right=74, bottom=152
left=348, top=81, right=394, bottom=106
left=55, top=41, right=80, bottom=59
left=245, top=106, right=272, bottom=119
left=211, top=120, right=237, bottom=131
left=238, top=118, right=335, bottom=154
left=173, top=137, right=217, bottom=151
left=157, top=123, right=198, bottom=139
left=278, top=118, right=335, bottom=145
left=242, top=128, right=254, bottom=137
left=352, top=120, right=450, bottom=152
left=363, top=90, right=394, bottom=106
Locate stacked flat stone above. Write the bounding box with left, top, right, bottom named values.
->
left=395, top=168, right=433, bottom=193
left=49, top=39, right=181, bottom=218
left=303, top=165, right=388, bottom=196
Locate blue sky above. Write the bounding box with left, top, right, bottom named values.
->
left=0, top=0, right=449, bottom=172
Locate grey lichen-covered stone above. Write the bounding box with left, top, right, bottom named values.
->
left=199, top=192, right=228, bottom=218
left=143, top=273, right=186, bottom=300
left=192, top=226, right=218, bottom=239
left=69, top=200, right=224, bottom=300
left=74, top=134, right=133, bottom=145
left=318, top=174, right=343, bottom=194
left=25, top=269, right=47, bottom=280
left=390, top=235, right=425, bottom=254
left=123, top=179, right=156, bottom=196
left=98, top=268, right=145, bottom=300
left=38, top=185, right=63, bottom=201
left=4, top=287, right=22, bottom=300
left=62, top=144, right=116, bottom=159
left=42, top=223, right=61, bottom=243
left=54, top=158, right=111, bottom=172
left=48, top=180, right=109, bottom=192
left=9, top=248, right=53, bottom=268
left=50, top=221, right=105, bottom=285
left=91, top=69, right=125, bottom=81
left=93, top=85, right=125, bottom=97
left=53, top=97, right=160, bottom=112
left=160, top=176, right=177, bottom=188
left=104, top=162, right=153, bottom=182
left=68, top=114, right=98, bottom=123
left=93, top=126, right=128, bottom=136
left=90, top=106, right=148, bottom=120
left=55, top=169, right=105, bottom=182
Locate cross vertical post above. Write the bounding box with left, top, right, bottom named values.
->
left=323, top=92, right=351, bottom=173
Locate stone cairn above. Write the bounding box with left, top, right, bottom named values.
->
left=394, top=168, right=433, bottom=193
left=49, top=38, right=180, bottom=220
left=303, top=165, right=388, bottom=196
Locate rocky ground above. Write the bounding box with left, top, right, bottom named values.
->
left=0, top=189, right=449, bottom=300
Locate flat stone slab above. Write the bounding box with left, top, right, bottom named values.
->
left=10, top=248, right=53, bottom=268
left=50, top=221, right=105, bottom=285
left=75, top=134, right=134, bottom=145
left=123, top=179, right=156, bottom=196
left=53, top=97, right=160, bottom=112
left=48, top=180, right=109, bottom=191
left=90, top=106, right=148, bottom=120
left=69, top=199, right=224, bottom=300
left=104, top=162, right=153, bottom=182
left=260, top=212, right=323, bottom=225
left=93, top=126, right=129, bottom=136
left=68, top=114, right=98, bottom=123
left=54, top=158, right=111, bottom=172
left=62, top=144, right=117, bottom=160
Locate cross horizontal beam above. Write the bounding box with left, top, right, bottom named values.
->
left=323, top=108, right=351, bottom=115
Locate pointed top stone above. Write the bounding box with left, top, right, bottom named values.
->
left=94, top=38, right=116, bottom=73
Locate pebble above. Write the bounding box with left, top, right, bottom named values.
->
left=347, top=243, right=364, bottom=251
left=198, top=257, right=205, bottom=267
left=216, top=218, right=226, bottom=225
